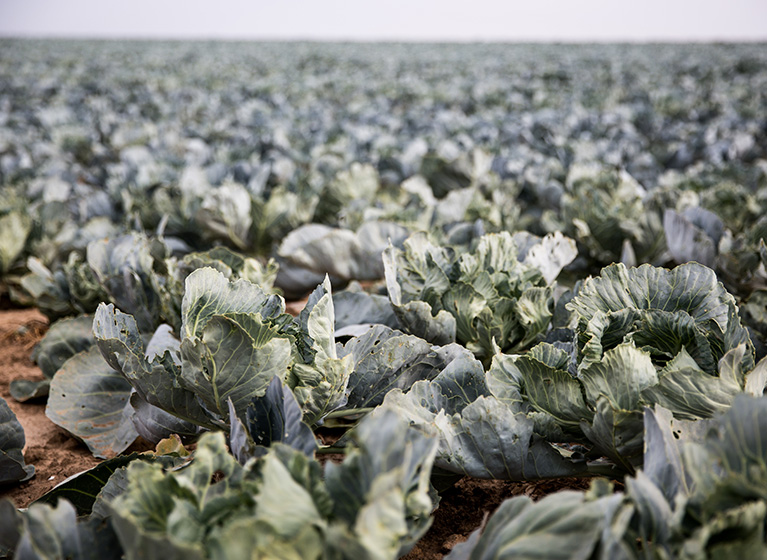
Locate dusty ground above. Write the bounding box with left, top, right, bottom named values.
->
left=402, top=477, right=594, bottom=559
left=0, top=306, right=596, bottom=557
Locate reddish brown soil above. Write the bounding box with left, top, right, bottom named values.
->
left=285, top=296, right=310, bottom=317
left=0, top=307, right=599, bottom=558
left=402, top=477, right=594, bottom=559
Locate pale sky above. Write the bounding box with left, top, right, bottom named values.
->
left=0, top=0, right=765, bottom=42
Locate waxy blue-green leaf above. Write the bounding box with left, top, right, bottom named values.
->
left=0, top=498, right=22, bottom=556
left=333, top=289, right=399, bottom=332
left=87, top=233, right=166, bottom=332
left=684, top=500, right=767, bottom=559
left=278, top=221, right=408, bottom=281
left=11, top=500, right=122, bottom=560
left=389, top=299, right=457, bottom=347
left=297, top=276, right=337, bottom=363
left=746, top=355, right=767, bottom=396
left=290, top=277, right=354, bottom=425
left=180, top=314, right=292, bottom=421
left=579, top=342, right=657, bottom=411
left=663, top=208, right=719, bottom=268
left=228, top=376, right=317, bottom=464
left=0, top=210, right=31, bottom=274
left=129, top=393, right=202, bottom=445
left=325, top=409, right=437, bottom=557
left=180, top=267, right=283, bottom=339
left=629, top=309, right=717, bottom=373
left=521, top=231, right=578, bottom=285
left=195, top=183, right=252, bottom=250
left=0, top=396, right=34, bottom=484
left=431, top=348, right=488, bottom=413
left=291, top=358, right=352, bottom=427
left=342, top=325, right=451, bottom=409
left=46, top=346, right=138, bottom=459
left=692, top=395, right=767, bottom=515
left=12, top=314, right=95, bottom=402
left=642, top=345, right=746, bottom=420
left=515, top=346, right=591, bottom=428
left=485, top=352, right=524, bottom=409
left=568, top=262, right=735, bottom=334
left=445, top=490, right=620, bottom=560
left=93, top=304, right=213, bottom=429
left=256, top=453, right=323, bottom=538
left=581, top=396, right=645, bottom=473
left=382, top=381, right=585, bottom=481
left=624, top=471, right=675, bottom=546
left=642, top=405, right=710, bottom=503
left=34, top=452, right=145, bottom=516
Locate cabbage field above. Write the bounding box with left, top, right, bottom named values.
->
left=1, top=39, right=767, bottom=558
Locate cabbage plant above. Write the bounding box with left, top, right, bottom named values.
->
left=495, top=262, right=756, bottom=472
left=383, top=231, right=576, bottom=362
left=448, top=396, right=767, bottom=560
left=0, top=410, right=438, bottom=560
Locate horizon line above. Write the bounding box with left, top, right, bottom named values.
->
left=2, top=33, right=767, bottom=44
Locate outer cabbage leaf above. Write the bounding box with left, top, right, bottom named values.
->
left=580, top=396, right=646, bottom=473
left=0, top=396, right=34, bottom=484
left=46, top=346, right=138, bottom=459
left=87, top=233, right=167, bottom=332
left=642, top=345, right=747, bottom=419
left=94, top=303, right=213, bottom=429
left=382, top=378, right=586, bottom=480
left=0, top=210, right=31, bottom=273
left=325, top=409, right=438, bottom=558
left=2, top=500, right=122, bottom=560
left=642, top=409, right=694, bottom=505
left=129, top=393, right=203, bottom=445
left=278, top=221, right=408, bottom=281
left=624, top=471, right=675, bottom=550
left=180, top=313, right=292, bottom=421
left=333, top=289, right=399, bottom=332
left=180, top=266, right=284, bottom=340
left=340, top=325, right=455, bottom=409
left=228, top=376, right=317, bottom=464
left=11, top=314, right=94, bottom=402
left=445, top=490, right=621, bottom=560
left=689, top=395, right=767, bottom=515
left=289, top=277, right=354, bottom=425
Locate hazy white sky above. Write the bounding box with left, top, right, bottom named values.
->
left=1, top=0, right=765, bottom=42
